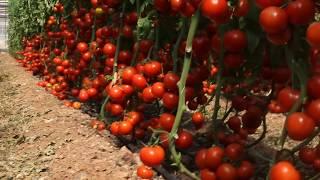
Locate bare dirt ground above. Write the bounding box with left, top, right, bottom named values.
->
left=0, top=53, right=142, bottom=179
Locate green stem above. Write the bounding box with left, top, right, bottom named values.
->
left=172, top=18, right=187, bottom=73
left=211, top=48, right=225, bottom=135
left=168, top=10, right=200, bottom=180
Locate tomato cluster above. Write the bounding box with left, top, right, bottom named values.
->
left=15, top=0, right=320, bottom=179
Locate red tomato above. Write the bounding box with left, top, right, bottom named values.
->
left=103, top=43, right=116, bottom=57
left=313, top=158, right=320, bottom=171
left=175, top=130, right=193, bottom=149
left=118, top=121, right=133, bottom=135
left=227, top=116, right=241, bottom=132
left=144, top=61, right=162, bottom=77
left=200, top=169, right=217, bottom=180
left=237, top=161, right=255, bottom=180
left=259, top=6, right=288, bottom=34
left=124, top=111, right=143, bottom=126
left=225, top=143, right=244, bottom=161
left=286, top=0, right=315, bottom=25
left=223, top=29, right=247, bottom=52
left=266, top=28, right=291, bottom=45
left=109, top=85, right=125, bottom=101
left=255, top=0, right=284, bottom=9
left=276, top=87, right=300, bottom=112
left=139, top=146, right=165, bottom=167
left=162, top=92, right=179, bottom=110
left=216, top=163, right=237, bottom=180
left=306, top=99, right=320, bottom=125
left=110, top=103, right=124, bottom=116
left=131, top=74, right=147, bottom=89
left=201, top=0, right=229, bottom=19
left=308, top=75, right=320, bottom=99
left=77, top=42, right=88, bottom=53
left=151, top=82, right=165, bottom=98
left=122, top=66, right=137, bottom=84
left=269, top=161, right=301, bottom=180
left=163, top=72, right=180, bottom=90
left=137, top=165, right=154, bottom=179
left=195, top=149, right=208, bottom=169
left=235, top=0, right=250, bottom=17
left=170, top=0, right=185, bottom=11
left=192, top=112, right=205, bottom=126
left=307, top=22, right=320, bottom=49
left=79, top=89, right=89, bottom=102
left=286, top=112, right=315, bottom=141
left=205, top=146, right=224, bottom=170
left=159, top=113, right=175, bottom=131
left=110, top=122, right=120, bottom=135
left=299, top=146, right=317, bottom=164
left=142, top=87, right=156, bottom=103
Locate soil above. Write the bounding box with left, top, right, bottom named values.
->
left=0, top=53, right=146, bottom=180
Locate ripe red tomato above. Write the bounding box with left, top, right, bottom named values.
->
left=201, top=0, right=229, bottom=19
left=259, top=6, right=288, bottom=34
left=216, top=163, right=237, bottom=180
left=77, top=42, right=88, bottom=53
left=307, top=22, right=320, bottom=49
left=109, top=85, right=125, bottom=101
left=237, top=161, right=254, bottom=180
left=307, top=75, right=320, bottom=99
left=313, top=158, right=320, bottom=171
left=159, top=113, right=175, bottom=131
left=255, top=0, right=284, bottom=9
left=298, top=146, right=317, bottom=164
left=79, top=89, right=89, bottom=102
left=269, top=161, right=301, bottom=180
left=118, top=121, right=133, bottom=135
left=192, top=112, right=205, bottom=126
left=235, top=0, right=250, bottom=17
left=131, top=74, right=147, bottom=89
left=195, top=149, right=208, bottom=169
left=142, top=87, right=156, bottom=103
left=110, top=103, right=124, bottom=116
left=162, top=92, right=179, bottom=110
left=175, top=130, right=193, bottom=149
left=223, top=29, right=247, bottom=52
left=103, top=43, right=116, bottom=57
left=118, top=50, right=132, bottom=64
left=139, top=146, right=165, bottom=167
left=144, top=61, right=162, bottom=77
left=276, top=87, right=300, bottom=112
left=121, top=66, right=137, bottom=84
left=227, top=116, right=241, bottom=132
left=151, top=82, right=165, bottom=98
left=286, top=112, right=315, bottom=141
left=225, top=143, right=243, bottom=161
left=170, top=0, right=185, bottom=11
left=87, top=88, right=98, bottom=97
left=205, top=146, right=224, bottom=169
left=110, top=122, right=120, bottom=135
left=163, top=72, right=180, bottom=90
left=306, top=99, right=320, bottom=125
left=121, top=84, right=134, bottom=96
left=137, top=165, right=153, bottom=179
left=286, top=0, right=315, bottom=25
left=200, top=169, right=217, bottom=180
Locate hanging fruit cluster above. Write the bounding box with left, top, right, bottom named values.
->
left=14, top=0, right=320, bottom=179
